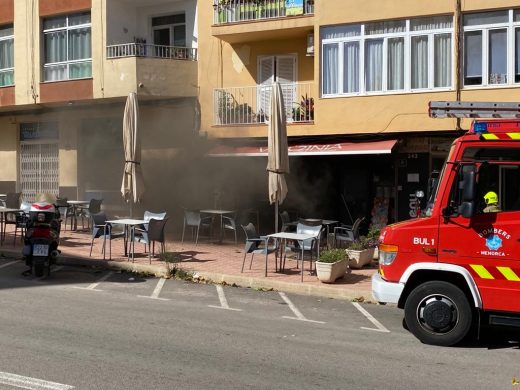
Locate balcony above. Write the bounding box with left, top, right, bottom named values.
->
left=211, top=0, right=314, bottom=43
left=213, top=0, right=314, bottom=24
left=214, top=83, right=314, bottom=125
left=106, top=43, right=197, bottom=61
left=103, top=43, right=198, bottom=99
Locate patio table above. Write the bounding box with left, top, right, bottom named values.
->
left=0, top=207, right=22, bottom=244
left=266, top=232, right=317, bottom=281
left=106, top=218, right=147, bottom=262
left=200, top=209, right=234, bottom=243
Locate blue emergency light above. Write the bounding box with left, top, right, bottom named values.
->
left=473, top=121, right=488, bottom=134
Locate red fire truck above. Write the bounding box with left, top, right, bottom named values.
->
left=372, top=101, right=520, bottom=346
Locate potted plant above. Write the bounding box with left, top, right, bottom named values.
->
left=292, top=94, right=314, bottom=121
left=345, top=237, right=375, bottom=269
left=366, top=226, right=381, bottom=260
left=315, top=248, right=349, bottom=283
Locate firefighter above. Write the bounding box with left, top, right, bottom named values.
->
left=483, top=191, right=501, bottom=213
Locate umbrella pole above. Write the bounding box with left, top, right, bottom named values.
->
left=130, top=201, right=133, bottom=218
left=275, top=201, right=279, bottom=232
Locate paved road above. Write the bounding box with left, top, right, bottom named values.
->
left=0, top=258, right=519, bottom=389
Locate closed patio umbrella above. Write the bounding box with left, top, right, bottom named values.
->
left=121, top=92, right=145, bottom=216
left=267, top=82, right=289, bottom=232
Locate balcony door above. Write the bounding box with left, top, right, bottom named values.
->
left=152, top=14, right=186, bottom=47
left=258, top=55, right=297, bottom=121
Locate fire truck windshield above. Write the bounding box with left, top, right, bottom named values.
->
left=423, top=143, right=455, bottom=217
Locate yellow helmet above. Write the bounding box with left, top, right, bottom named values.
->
left=484, top=191, right=498, bottom=205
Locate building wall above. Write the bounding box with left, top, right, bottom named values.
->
left=0, top=117, right=18, bottom=192
left=199, top=0, right=520, bottom=139
left=0, top=0, right=14, bottom=24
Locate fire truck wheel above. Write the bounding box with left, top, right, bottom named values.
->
left=404, top=281, right=473, bottom=346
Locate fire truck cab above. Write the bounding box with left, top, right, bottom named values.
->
left=372, top=101, right=520, bottom=346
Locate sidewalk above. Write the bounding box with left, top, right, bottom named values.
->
left=0, top=225, right=377, bottom=302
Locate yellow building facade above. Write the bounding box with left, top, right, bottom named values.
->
left=0, top=0, right=200, bottom=215
left=199, top=0, right=520, bottom=224
left=2, top=0, right=520, bottom=227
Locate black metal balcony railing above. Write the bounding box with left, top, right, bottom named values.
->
left=213, top=0, right=314, bottom=24
left=106, top=43, right=197, bottom=61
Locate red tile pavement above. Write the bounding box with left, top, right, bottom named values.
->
left=0, top=224, right=377, bottom=300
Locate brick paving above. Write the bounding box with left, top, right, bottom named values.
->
left=0, top=222, right=377, bottom=300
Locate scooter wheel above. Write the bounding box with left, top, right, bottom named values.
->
left=34, top=264, right=45, bottom=277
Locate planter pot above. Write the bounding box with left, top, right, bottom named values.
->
left=316, top=258, right=348, bottom=283
left=346, top=248, right=375, bottom=269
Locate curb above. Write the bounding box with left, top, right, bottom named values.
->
left=191, top=271, right=373, bottom=302
left=0, top=248, right=374, bottom=302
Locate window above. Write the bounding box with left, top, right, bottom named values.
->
left=321, top=15, right=453, bottom=96
left=0, top=25, right=14, bottom=87
left=43, top=12, right=92, bottom=82
left=152, top=14, right=186, bottom=47
left=463, top=9, right=520, bottom=87
left=457, top=147, right=520, bottom=212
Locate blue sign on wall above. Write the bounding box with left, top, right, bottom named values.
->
left=20, top=122, right=59, bottom=141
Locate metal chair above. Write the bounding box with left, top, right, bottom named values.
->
left=11, top=201, right=31, bottom=245
left=3, top=193, right=23, bottom=244
left=279, top=210, right=296, bottom=232
left=134, top=218, right=169, bottom=264
left=222, top=214, right=237, bottom=244
left=240, top=223, right=278, bottom=274
left=334, top=217, right=365, bottom=248
left=55, top=197, right=72, bottom=230
left=89, top=212, right=124, bottom=260
left=144, top=210, right=167, bottom=222
left=181, top=210, right=212, bottom=245
left=80, top=199, right=103, bottom=230
left=284, top=222, right=323, bottom=273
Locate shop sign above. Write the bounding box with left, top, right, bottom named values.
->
left=286, top=0, right=304, bottom=16
left=20, top=122, right=59, bottom=141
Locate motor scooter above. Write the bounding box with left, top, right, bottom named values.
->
left=22, top=193, right=61, bottom=277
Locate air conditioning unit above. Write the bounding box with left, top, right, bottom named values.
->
left=306, top=32, right=314, bottom=56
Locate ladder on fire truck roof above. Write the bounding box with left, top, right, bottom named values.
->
left=429, top=101, right=520, bottom=119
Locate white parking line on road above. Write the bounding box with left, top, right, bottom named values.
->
left=72, top=271, right=114, bottom=292
left=352, top=302, right=390, bottom=333
left=0, top=371, right=74, bottom=390
left=138, top=278, right=170, bottom=301
left=0, top=260, right=17, bottom=269
left=208, top=285, right=242, bottom=311
left=279, top=292, right=326, bottom=324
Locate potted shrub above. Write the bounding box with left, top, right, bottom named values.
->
left=315, top=248, right=349, bottom=283
left=345, top=237, right=375, bottom=269
left=366, top=226, right=381, bottom=260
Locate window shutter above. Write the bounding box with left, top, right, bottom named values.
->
left=275, top=56, right=296, bottom=119
left=258, top=56, right=275, bottom=116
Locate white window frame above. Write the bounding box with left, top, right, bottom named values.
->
left=0, top=25, right=14, bottom=87
left=463, top=9, right=520, bottom=88
left=42, top=13, right=92, bottom=82
left=321, top=17, right=454, bottom=97
left=151, top=13, right=187, bottom=47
